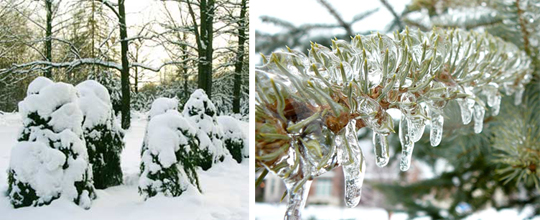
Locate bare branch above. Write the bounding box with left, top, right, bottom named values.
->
left=380, top=0, right=404, bottom=30
left=316, top=0, right=352, bottom=36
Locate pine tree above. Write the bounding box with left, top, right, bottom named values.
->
left=183, top=89, right=228, bottom=170
left=76, top=80, right=124, bottom=189
left=8, top=77, right=95, bottom=209
left=139, top=98, right=201, bottom=199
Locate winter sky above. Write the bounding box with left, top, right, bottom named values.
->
left=252, top=0, right=411, bottom=60
left=253, top=0, right=410, bottom=34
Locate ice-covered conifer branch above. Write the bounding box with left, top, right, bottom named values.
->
left=255, top=27, right=532, bottom=220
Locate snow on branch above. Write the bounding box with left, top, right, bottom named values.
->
left=0, top=58, right=199, bottom=75
left=0, top=58, right=122, bottom=75
left=131, top=59, right=198, bottom=72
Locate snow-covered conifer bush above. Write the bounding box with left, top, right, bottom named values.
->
left=139, top=98, right=201, bottom=199
left=182, top=89, right=228, bottom=170
left=217, top=116, right=248, bottom=163
left=76, top=80, right=124, bottom=189
left=8, top=77, right=95, bottom=209
left=88, top=71, right=122, bottom=115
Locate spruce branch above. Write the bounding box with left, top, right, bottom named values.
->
left=492, top=84, right=540, bottom=189
left=255, top=27, right=533, bottom=220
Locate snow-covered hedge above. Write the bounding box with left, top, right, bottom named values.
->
left=139, top=98, right=201, bottom=199
left=77, top=80, right=124, bottom=189
left=182, top=89, right=228, bottom=170
left=217, top=116, right=248, bottom=163
left=8, top=77, right=95, bottom=209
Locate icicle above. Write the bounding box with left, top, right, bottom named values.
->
left=429, top=108, right=444, bottom=147
left=373, top=132, right=389, bottom=167
left=457, top=98, right=475, bottom=124
left=337, top=120, right=366, bottom=208
left=399, top=92, right=425, bottom=142
left=492, top=94, right=501, bottom=116
left=473, top=104, right=485, bottom=134
left=485, top=86, right=502, bottom=116
left=503, top=82, right=515, bottom=96
left=486, top=84, right=498, bottom=107
left=407, top=116, right=425, bottom=143
left=399, top=113, right=415, bottom=171
left=342, top=156, right=365, bottom=208
left=515, top=84, right=524, bottom=106
left=284, top=180, right=313, bottom=220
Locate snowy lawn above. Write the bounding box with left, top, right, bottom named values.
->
left=0, top=112, right=249, bottom=220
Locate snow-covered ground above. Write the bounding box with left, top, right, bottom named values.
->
left=255, top=203, right=540, bottom=220
left=0, top=112, right=249, bottom=220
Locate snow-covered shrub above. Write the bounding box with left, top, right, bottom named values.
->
left=139, top=98, right=201, bottom=199
left=8, top=77, right=95, bottom=209
left=183, top=89, right=228, bottom=170
left=217, top=116, right=248, bottom=163
left=148, top=97, right=180, bottom=119
left=76, top=80, right=124, bottom=189
left=88, top=71, right=122, bottom=115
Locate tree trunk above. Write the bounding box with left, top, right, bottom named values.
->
left=233, top=0, right=247, bottom=114
left=45, top=0, right=53, bottom=78
left=197, top=0, right=214, bottom=98
left=118, top=0, right=131, bottom=129
left=134, top=68, right=138, bottom=93
left=182, top=33, right=189, bottom=98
